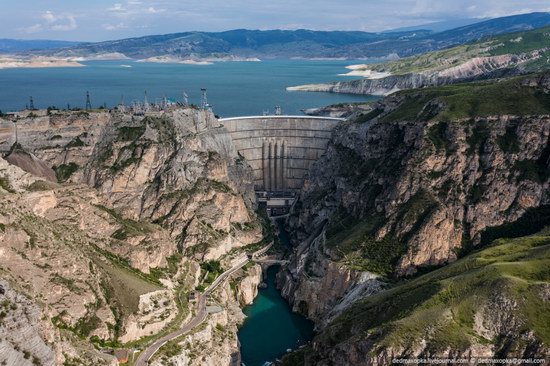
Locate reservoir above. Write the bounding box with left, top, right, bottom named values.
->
left=0, top=59, right=377, bottom=116
left=238, top=265, right=314, bottom=366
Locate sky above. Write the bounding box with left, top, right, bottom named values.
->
left=1, top=0, right=550, bottom=42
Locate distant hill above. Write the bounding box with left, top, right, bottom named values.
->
left=287, top=25, right=550, bottom=96
left=383, top=18, right=489, bottom=33
left=31, top=12, right=550, bottom=60
left=12, top=12, right=550, bottom=59
left=0, top=39, right=81, bottom=53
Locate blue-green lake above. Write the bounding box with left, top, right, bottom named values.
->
left=0, top=59, right=376, bottom=116
left=238, top=265, right=314, bottom=366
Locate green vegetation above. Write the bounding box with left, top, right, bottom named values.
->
left=0, top=176, right=16, bottom=193
left=0, top=299, right=16, bottom=322
left=361, top=26, right=550, bottom=76
left=109, top=141, right=150, bottom=175
left=196, top=260, right=223, bottom=292
left=155, top=339, right=183, bottom=362
left=53, top=163, right=79, bottom=183
left=380, top=94, right=434, bottom=123
left=94, top=204, right=155, bottom=240
left=51, top=310, right=101, bottom=340
left=355, top=107, right=384, bottom=123
left=465, top=119, right=490, bottom=155
left=325, top=191, right=437, bottom=276
left=144, top=116, right=176, bottom=145
left=497, top=125, right=520, bottom=153
left=65, top=136, right=86, bottom=148
left=310, top=233, right=550, bottom=362
left=50, top=273, right=82, bottom=294
left=91, top=244, right=162, bottom=286
left=25, top=180, right=55, bottom=192
left=427, top=121, right=453, bottom=155
left=113, top=263, right=193, bottom=351
left=480, top=205, right=550, bottom=247
left=512, top=137, right=550, bottom=183
left=381, top=74, right=550, bottom=124
left=116, top=126, right=146, bottom=142
left=91, top=256, right=161, bottom=344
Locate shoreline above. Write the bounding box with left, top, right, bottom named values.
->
left=0, top=57, right=85, bottom=70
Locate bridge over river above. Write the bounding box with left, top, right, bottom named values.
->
left=220, top=115, right=344, bottom=214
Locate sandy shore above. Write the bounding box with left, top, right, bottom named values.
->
left=338, top=64, right=391, bottom=78
left=0, top=57, right=85, bottom=69
left=138, top=56, right=213, bottom=65
left=138, top=55, right=261, bottom=65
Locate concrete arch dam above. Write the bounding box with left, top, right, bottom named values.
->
left=220, top=115, right=343, bottom=212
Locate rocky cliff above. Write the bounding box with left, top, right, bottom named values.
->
left=0, top=108, right=264, bottom=364
left=0, top=108, right=262, bottom=261
left=279, top=72, right=550, bottom=362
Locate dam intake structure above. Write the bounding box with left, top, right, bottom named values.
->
left=220, top=115, right=343, bottom=215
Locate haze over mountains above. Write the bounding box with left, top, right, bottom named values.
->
left=3, top=12, right=550, bottom=59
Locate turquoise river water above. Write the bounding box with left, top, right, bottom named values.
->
left=238, top=265, right=314, bottom=366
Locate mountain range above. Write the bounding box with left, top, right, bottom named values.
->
left=3, top=12, right=550, bottom=59
left=0, top=39, right=80, bottom=53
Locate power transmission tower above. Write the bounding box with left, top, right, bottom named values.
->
left=144, top=90, right=150, bottom=112
left=201, top=88, right=208, bottom=110
left=29, top=96, right=35, bottom=110
left=275, top=105, right=282, bottom=115
left=183, top=91, right=189, bottom=106
left=85, top=91, right=92, bottom=111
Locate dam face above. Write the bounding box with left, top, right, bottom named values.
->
left=220, top=115, right=343, bottom=193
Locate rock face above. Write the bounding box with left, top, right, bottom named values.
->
left=1, top=109, right=262, bottom=261
left=0, top=109, right=263, bottom=364
left=279, top=73, right=550, bottom=362
left=303, top=103, right=374, bottom=119
left=82, top=109, right=262, bottom=260
left=285, top=234, right=550, bottom=365
left=0, top=280, right=57, bottom=366
left=278, top=233, right=384, bottom=324
left=287, top=62, right=523, bottom=96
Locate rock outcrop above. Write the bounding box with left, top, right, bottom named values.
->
left=279, top=72, right=550, bottom=363
left=0, top=108, right=264, bottom=364
left=1, top=108, right=262, bottom=261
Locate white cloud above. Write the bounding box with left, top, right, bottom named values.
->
left=147, top=7, right=165, bottom=14
left=20, top=10, right=77, bottom=33
left=107, top=1, right=165, bottom=16
left=102, top=22, right=128, bottom=31
left=22, top=24, right=43, bottom=34
left=108, top=3, right=126, bottom=12
left=42, top=10, right=57, bottom=23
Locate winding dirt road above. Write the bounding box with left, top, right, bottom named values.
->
left=135, top=245, right=270, bottom=365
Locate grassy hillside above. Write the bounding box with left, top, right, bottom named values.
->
left=380, top=72, right=550, bottom=123
left=362, top=26, right=550, bottom=75
left=302, top=233, right=550, bottom=361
